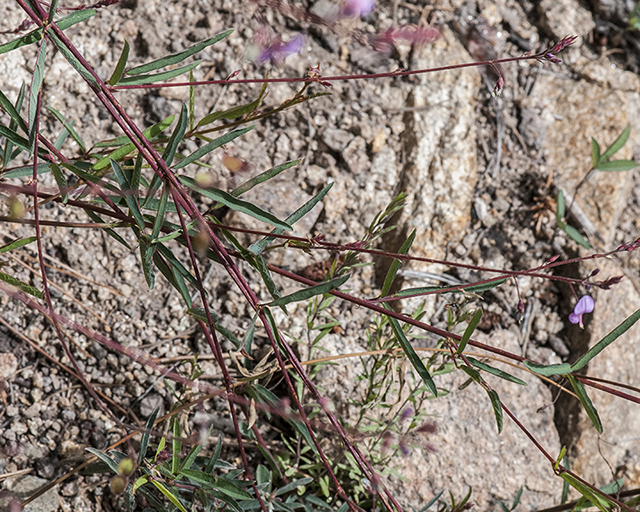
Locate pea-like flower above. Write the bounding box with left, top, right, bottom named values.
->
left=341, top=0, right=375, bottom=17
left=569, top=295, right=595, bottom=328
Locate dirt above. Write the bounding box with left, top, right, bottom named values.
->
left=1, top=0, right=640, bottom=511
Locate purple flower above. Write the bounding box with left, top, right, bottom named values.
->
left=341, top=0, right=375, bottom=17
left=569, top=296, right=595, bottom=328
left=254, top=33, right=304, bottom=66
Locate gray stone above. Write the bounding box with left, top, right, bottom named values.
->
left=322, top=128, right=354, bottom=153
left=8, top=476, right=59, bottom=512
left=139, top=392, right=165, bottom=419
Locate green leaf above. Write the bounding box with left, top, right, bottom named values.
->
left=231, top=160, right=299, bottom=197
left=28, top=40, right=47, bottom=154
left=567, top=374, right=602, bottom=433
left=248, top=182, right=333, bottom=255
left=139, top=237, right=155, bottom=289
left=594, top=159, right=637, bottom=172
left=381, top=230, right=415, bottom=297
left=524, top=361, right=572, bottom=376
left=171, top=417, right=181, bottom=475
left=591, top=138, right=601, bottom=168
left=600, top=125, right=630, bottom=162
left=150, top=481, right=188, bottom=512
left=162, top=103, right=187, bottom=166
left=0, top=236, right=37, bottom=254
left=386, top=304, right=438, bottom=397
left=108, top=40, right=130, bottom=86
left=205, top=435, right=222, bottom=473
left=0, top=271, right=44, bottom=299
left=196, top=98, right=260, bottom=129
left=179, top=176, right=292, bottom=231
left=0, top=125, right=31, bottom=154
left=151, top=184, right=170, bottom=241
left=84, top=209, right=132, bottom=250
left=0, top=89, right=28, bottom=134
left=94, top=114, right=175, bottom=170
left=49, top=33, right=98, bottom=86
left=0, top=9, right=95, bottom=56
left=558, top=473, right=615, bottom=512
left=487, top=389, right=503, bottom=433
left=556, top=189, right=566, bottom=223
left=457, top=309, right=482, bottom=355
left=131, top=475, right=149, bottom=493
left=177, top=444, right=202, bottom=474
left=561, top=224, right=590, bottom=249
left=50, top=162, right=68, bottom=203
left=275, top=477, right=314, bottom=496
left=127, top=31, right=232, bottom=76
left=85, top=448, right=120, bottom=474
left=572, top=308, right=640, bottom=372
left=181, top=470, right=252, bottom=499
left=188, top=70, right=195, bottom=132
left=266, top=274, right=350, bottom=308
left=110, top=159, right=145, bottom=230
left=117, top=61, right=201, bottom=86
left=174, top=125, right=253, bottom=170
left=139, top=408, right=159, bottom=462
left=47, top=106, right=86, bottom=152
left=467, top=357, right=527, bottom=386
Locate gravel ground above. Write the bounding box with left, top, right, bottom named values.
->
left=1, top=0, right=640, bottom=510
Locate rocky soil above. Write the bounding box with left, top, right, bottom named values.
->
left=1, top=0, right=640, bottom=511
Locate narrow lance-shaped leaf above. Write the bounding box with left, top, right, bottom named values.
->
left=594, top=159, right=637, bottom=172
left=196, top=98, right=260, bottom=129
left=0, top=89, right=28, bottom=134
left=231, top=160, right=299, bottom=197
left=108, top=40, right=129, bottom=86
left=248, top=182, right=333, bottom=254
left=29, top=40, right=47, bottom=155
left=149, top=481, right=188, bottom=512
left=0, top=10, right=95, bottom=56
left=47, top=106, right=86, bottom=153
left=127, top=31, right=233, bottom=75
left=117, top=61, right=200, bottom=86
left=591, top=138, right=601, bottom=168
left=174, top=125, right=253, bottom=170
left=572, top=307, right=640, bottom=371
left=179, top=176, right=291, bottom=231
left=48, top=0, right=60, bottom=24
left=381, top=230, right=415, bottom=297
left=50, top=33, right=98, bottom=86
left=600, top=125, right=630, bottom=162
left=556, top=189, right=566, bottom=224
left=84, top=209, right=132, bottom=250
left=457, top=308, right=482, bottom=355
left=0, top=272, right=44, bottom=299
left=162, top=103, right=188, bottom=166
left=524, top=361, right=572, bottom=376
left=94, top=114, right=175, bottom=170
left=110, top=159, right=145, bottom=230
left=266, top=274, right=350, bottom=308
left=139, top=237, right=155, bottom=289
left=188, top=70, right=195, bottom=132
left=139, top=407, right=159, bottom=461
left=562, top=224, right=590, bottom=249
left=487, top=389, right=503, bottom=434
left=151, top=184, right=170, bottom=241
left=467, top=357, right=527, bottom=386
left=559, top=473, right=616, bottom=512
left=567, top=374, right=602, bottom=433
left=385, top=304, right=438, bottom=397
left=50, top=163, right=68, bottom=204
left=172, top=418, right=181, bottom=475
left=0, top=236, right=37, bottom=254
